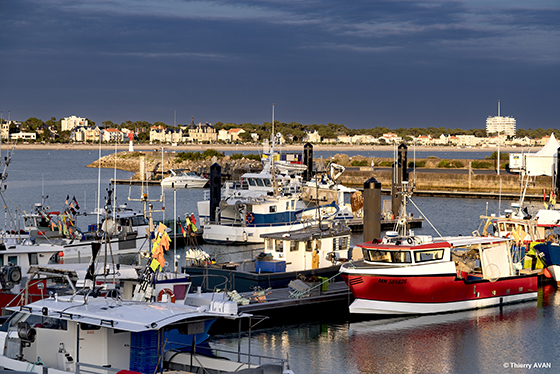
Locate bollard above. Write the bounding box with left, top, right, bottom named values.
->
left=209, top=163, right=221, bottom=223
left=398, top=143, right=408, bottom=182
left=304, top=142, right=313, bottom=182
left=363, top=177, right=381, bottom=242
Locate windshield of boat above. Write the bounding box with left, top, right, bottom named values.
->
left=363, top=249, right=412, bottom=263
left=131, top=216, right=149, bottom=226
left=414, top=249, right=445, bottom=263
left=0, top=312, right=68, bottom=332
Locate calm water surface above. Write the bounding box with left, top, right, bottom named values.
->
left=3, top=149, right=557, bottom=374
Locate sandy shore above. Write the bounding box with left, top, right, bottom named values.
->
left=6, top=143, right=527, bottom=153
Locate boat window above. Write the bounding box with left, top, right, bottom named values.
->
left=306, top=241, right=313, bottom=252
left=80, top=323, right=101, bottom=331
left=291, top=200, right=295, bottom=209
left=414, top=249, right=445, bottom=263
left=343, top=192, right=352, bottom=204
left=286, top=201, right=290, bottom=210
left=8, top=256, right=17, bottom=265
left=275, top=239, right=283, bottom=252
left=132, top=217, right=149, bottom=226
left=364, top=249, right=411, bottom=263
left=27, top=315, right=68, bottom=330
left=28, top=253, right=38, bottom=265
left=248, top=178, right=257, bottom=187
left=333, top=237, right=349, bottom=251
left=290, top=241, right=298, bottom=252
left=269, top=205, right=277, bottom=213
left=0, top=257, right=3, bottom=266
left=255, top=178, right=264, bottom=187
left=263, top=179, right=272, bottom=187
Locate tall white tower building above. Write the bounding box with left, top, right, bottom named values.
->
left=486, top=101, right=516, bottom=136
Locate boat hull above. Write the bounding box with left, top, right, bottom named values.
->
left=61, top=234, right=148, bottom=262
left=202, top=221, right=310, bottom=244
left=533, top=242, right=560, bottom=285
left=161, top=179, right=208, bottom=189
left=184, top=264, right=342, bottom=292
left=341, top=272, right=538, bottom=315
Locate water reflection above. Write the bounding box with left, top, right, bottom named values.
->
left=210, top=285, right=560, bottom=374
left=348, top=301, right=539, bottom=374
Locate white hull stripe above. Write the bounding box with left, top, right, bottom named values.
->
left=349, top=292, right=538, bottom=315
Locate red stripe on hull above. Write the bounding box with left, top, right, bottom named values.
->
left=341, top=274, right=538, bottom=304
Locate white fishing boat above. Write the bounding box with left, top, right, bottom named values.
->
left=161, top=169, right=208, bottom=189
left=184, top=221, right=358, bottom=292
left=302, top=162, right=363, bottom=221
left=0, top=294, right=294, bottom=374
left=0, top=243, right=60, bottom=310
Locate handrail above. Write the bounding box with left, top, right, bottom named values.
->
left=167, top=342, right=289, bottom=368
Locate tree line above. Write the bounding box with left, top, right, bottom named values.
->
left=7, top=116, right=560, bottom=143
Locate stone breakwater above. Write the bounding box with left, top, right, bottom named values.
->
left=86, top=151, right=262, bottom=179
left=88, top=151, right=552, bottom=195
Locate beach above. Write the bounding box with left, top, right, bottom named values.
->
left=6, top=142, right=526, bottom=153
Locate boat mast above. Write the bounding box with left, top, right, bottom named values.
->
left=271, top=104, right=278, bottom=196
left=97, top=130, right=101, bottom=228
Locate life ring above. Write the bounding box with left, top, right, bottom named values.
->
left=157, top=288, right=175, bottom=303
left=246, top=212, right=254, bottom=224
left=407, top=237, right=414, bottom=245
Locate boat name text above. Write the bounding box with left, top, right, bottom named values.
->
left=378, top=278, right=407, bottom=285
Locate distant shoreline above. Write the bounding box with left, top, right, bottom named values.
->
left=5, top=143, right=529, bottom=153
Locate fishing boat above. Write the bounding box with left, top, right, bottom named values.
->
left=0, top=293, right=294, bottom=374
left=340, top=182, right=539, bottom=315
left=341, top=234, right=538, bottom=315
left=302, top=162, right=363, bottom=221
left=184, top=221, right=358, bottom=292
left=0, top=243, right=61, bottom=310
left=201, top=191, right=340, bottom=244
left=161, top=169, right=208, bottom=189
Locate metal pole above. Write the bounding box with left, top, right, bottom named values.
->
left=174, top=188, right=177, bottom=273
left=237, top=319, right=242, bottom=362
left=248, top=316, right=252, bottom=368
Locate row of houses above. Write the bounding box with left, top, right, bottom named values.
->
left=0, top=114, right=549, bottom=147
left=309, top=131, right=549, bottom=147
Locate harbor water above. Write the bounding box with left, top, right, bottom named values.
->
left=3, top=148, right=558, bottom=374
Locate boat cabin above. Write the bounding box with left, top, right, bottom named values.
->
left=262, top=223, right=355, bottom=272
left=358, top=234, right=517, bottom=281
left=96, top=205, right=149, bottom=237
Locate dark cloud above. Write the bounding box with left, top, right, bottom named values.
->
left=0, top=0, right=558, bottom=129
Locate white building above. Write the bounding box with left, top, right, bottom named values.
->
left=61, top=116, right=88, bottom=132
left=303, top=130, right=321, bottom=143
left=102, top=128, right=124, bottom=142
left=381, top=132, right=402, bottom=144
left=150, top=126, right=166, bottom=143
left=486, top=116, right=516, bottom=136
left=71, top=126, right=101, bottom=142
left=217, top=129, right=229, bottom=142
left=10, top=132, right=36, bottom=141
left=165, top=129, right=183, bottom=144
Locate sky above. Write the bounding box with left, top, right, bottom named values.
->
left=1, top=0, right=559, bottom=130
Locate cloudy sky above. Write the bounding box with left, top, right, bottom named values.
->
left=1, top=0, right=559, bottom=130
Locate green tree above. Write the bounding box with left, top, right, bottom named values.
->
left=24, top=117, right=44, bottom=131
left=238, top=132, right=253, bottom=142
